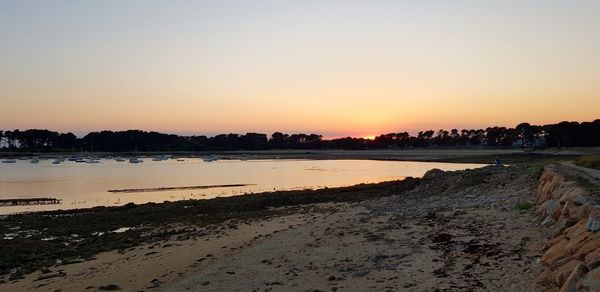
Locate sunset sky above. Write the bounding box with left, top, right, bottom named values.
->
left=1, top=1, right=599, bottom=138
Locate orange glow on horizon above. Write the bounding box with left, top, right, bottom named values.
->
left=1, top=2, right=599, bottom=135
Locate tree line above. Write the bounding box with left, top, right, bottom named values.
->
left=1, top=120, right=599, bottom=152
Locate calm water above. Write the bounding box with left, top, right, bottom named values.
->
left=0, top=158, right=484, bottom=214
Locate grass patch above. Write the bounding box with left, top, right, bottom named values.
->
left=523, top=158, right=569, bottom=179
left=516, top=202, right=533, bottom=210
left=575, top=155, right=600, bottom=170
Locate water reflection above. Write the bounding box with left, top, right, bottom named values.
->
left=0, top=158, right=484, bottom=214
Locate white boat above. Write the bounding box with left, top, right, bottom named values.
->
left=86, top=158, right=100, bottom=163
left=115, top=157, right=126, bottom=162
left=129, top=157, right=143, bottom=163
left=2, top=159, right=17, bottom=163
left=203, top=155, right=219, bottom=162
left=152, top=155, right=172, bottom=161
left=30, top=158, right=40, bottom=163
left=75, top=157, right=86, bottom=163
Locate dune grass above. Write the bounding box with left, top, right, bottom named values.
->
left=575, top=155, right=600, bottom=170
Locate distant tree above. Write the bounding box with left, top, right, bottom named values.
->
left=4, top=118, right=600, bottom=152
left=269, top=132, right=289, bottom=148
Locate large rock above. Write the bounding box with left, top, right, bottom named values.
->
left=540, top=199, right=561, bottom=218
left=567, top=204, right=593, bottom=223
left=538, top=168, right=566, bottom=201
left=573, top=239, right=600, bottom=260
left=559, top=188, right=592, bottom=205
left=555, top=260, right=585, bottom=287
left=559, top=262, right=587, bottom=292
left=536, top=268, right=555, bottom=287
left=561, top=201, right=576, bottom=219
left=585, top=248, right=600, bottom=270
left=564, top=231, right=592, bottom=254
left=565, top=219, right=589, bottom=240
left=587, top=206, right=600, bottom=232
left=422, top=168, right=444, bottom=180
left=553, top=203, right=565, bottom=220
left=579, top=267, right=600, bottom=292
left=545, top=217, right=577, bottom=239
left=543, top=237, right=571, bottom=265
left=541, top=216, right=555, bottom=227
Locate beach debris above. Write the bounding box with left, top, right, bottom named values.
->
left=33, top=271, right=67, bottom=282
left=98, top=284, right=121, bottom=290
left=3, top=233, right=16, bottom=240
left=111, top=227, right=133, bottom=234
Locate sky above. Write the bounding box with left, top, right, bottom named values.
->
left=1, top=0, right=599, bottom=138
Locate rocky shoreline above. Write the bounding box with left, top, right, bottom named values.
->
left=535, top=164, right=600, bottom=291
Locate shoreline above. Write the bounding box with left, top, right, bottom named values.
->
left=0, top=178, right=422, bottom=279
left=0, top=148, right=584, bottom=164
left=1, top=152, right=591, bottom=291
left=0, top=157, right=487, bottom=215
left=0, top=163, right=547, bottom=291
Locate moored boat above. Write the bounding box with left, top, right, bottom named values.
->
left=129, top=157, right=143, bottom=163
left=203, top=155, right=219, bottom=162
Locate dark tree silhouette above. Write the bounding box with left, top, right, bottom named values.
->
left=2, top=119, right=599, bottom=152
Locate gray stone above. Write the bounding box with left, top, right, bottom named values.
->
left=579, top=267, right=600, bottom=292
left=541, top=199, right=560, bottom=217
left=587, top=206, right=600, bottom=232
left=540, top=216, right=554, bottom=227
